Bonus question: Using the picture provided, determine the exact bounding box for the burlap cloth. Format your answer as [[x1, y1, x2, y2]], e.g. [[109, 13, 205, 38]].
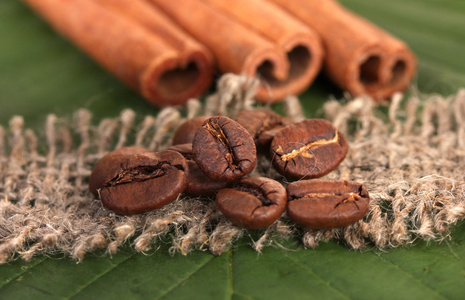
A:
[[1, 74, 464, 263]]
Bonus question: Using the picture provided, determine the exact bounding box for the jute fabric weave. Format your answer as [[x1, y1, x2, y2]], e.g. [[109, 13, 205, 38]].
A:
[[1, 74, 464, 263]]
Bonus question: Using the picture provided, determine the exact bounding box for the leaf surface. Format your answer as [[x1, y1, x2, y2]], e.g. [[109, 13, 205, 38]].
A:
[[1, 0, 465, 299]]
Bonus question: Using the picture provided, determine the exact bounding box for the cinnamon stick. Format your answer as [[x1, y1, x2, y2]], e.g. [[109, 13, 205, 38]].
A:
[[97, 0, 213, 65], [272, 0, 417, 100], [202, 0, 324, 102], [149, 0, 323, 103], [23, 0, 213, 107]]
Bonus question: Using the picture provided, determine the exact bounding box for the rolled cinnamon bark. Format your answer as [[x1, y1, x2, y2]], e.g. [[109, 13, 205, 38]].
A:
[[149, 0, 320, 103], [272, 0, 417, 100], [202, 0, 324, 101], [23, 0, 213, 107], [97, 0, 214, 66]]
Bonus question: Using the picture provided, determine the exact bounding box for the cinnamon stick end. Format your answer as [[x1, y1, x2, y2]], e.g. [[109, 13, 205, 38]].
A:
[[141, 51, 213, 107]]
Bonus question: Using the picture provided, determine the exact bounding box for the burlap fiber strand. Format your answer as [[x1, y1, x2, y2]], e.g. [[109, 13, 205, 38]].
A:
[[1, 74, 465, 263]]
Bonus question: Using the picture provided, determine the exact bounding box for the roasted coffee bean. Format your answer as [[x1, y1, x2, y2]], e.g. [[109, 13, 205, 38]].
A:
[[89, 146, 148, 196], [286, 179, 370, 229], [256, 124, 289, 149], [235, 108, 292, 150], [193, 116, 256, 181], [172, 116, 210, 145], [166, 143, 194, 160], [89, 147, 188, 215], [167, 143, 230, 196], [216, 177, 287, 230], [270, 119, 348, 179]]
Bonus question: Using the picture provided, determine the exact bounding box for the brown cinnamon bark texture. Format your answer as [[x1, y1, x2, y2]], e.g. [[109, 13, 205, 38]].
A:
[[272, 0, 417, 100], [23, 0, 213, 107], [202, 0, 324, 102], [149, 0, 323, 103]]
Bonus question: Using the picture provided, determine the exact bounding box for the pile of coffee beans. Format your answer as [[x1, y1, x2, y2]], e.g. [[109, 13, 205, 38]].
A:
[[89, 109, 370, 230]]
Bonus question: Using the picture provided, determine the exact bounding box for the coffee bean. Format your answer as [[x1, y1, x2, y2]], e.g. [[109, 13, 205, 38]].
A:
[[167, 143, 230, 196], [89, 147, 188, 215], [256, 125, 289, 150], [193, 116, 256, 181], [166, 143, 194, 160], [89, 146, 148, 196], [286, 179, 370, 229], [235, 108, 291, 150], [172, 116, 210, 145], [270, 119, 348, 179], [216, 177, 287, 230]]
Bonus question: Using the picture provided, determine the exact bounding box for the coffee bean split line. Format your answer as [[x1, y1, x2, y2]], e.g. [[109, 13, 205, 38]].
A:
[[205, 120, 238, 165], [106, 161, 185, 187], [234, 184, 271, 206], [106, 167, 165, 187], [290, 191, 362, 200], [334, 193, 362, 210], [89, 112, 370, 232], [193, 116, 256, 182], [205, 121, 230, 147], [276, 130, 340, 162]]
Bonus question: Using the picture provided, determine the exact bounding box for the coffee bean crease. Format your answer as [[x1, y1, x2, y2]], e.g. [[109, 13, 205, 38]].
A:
[[205, 121, 238, 168], [286, 179, 370, 229], [106, 162, 183, 187], [276, 130, 340, 162], [334, 193, 362, 210], [235, 183, 271, 206], [270, 119, 348, 179], [193, 116, 256, 181], [216, 177, 287, 230], [290, 191, 363, 209]]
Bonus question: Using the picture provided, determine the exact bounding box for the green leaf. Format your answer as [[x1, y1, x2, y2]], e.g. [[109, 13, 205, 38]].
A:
[[0, 225, 464, 299], [1, 0, 465, 299]]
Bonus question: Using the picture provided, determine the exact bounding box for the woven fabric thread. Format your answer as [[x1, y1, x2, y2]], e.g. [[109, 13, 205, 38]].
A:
[[1, 75, 464, 263]]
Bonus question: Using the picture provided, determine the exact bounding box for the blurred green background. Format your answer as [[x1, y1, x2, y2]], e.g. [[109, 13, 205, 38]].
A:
[[1, 0, 464, 299]]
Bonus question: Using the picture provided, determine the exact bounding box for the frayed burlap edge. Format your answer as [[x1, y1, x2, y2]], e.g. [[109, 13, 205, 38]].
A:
[[1, 74, 464, 263]]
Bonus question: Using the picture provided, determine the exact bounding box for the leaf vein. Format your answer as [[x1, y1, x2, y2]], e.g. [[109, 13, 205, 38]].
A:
[[232, 291, 254, 300], [0, 256, 48, 290], [283, 253, 351, 300], [374, 253, 448, 300], [66, 253, 137, 299], [157, 255, 216, 300], [228, 249, 234, 300]]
